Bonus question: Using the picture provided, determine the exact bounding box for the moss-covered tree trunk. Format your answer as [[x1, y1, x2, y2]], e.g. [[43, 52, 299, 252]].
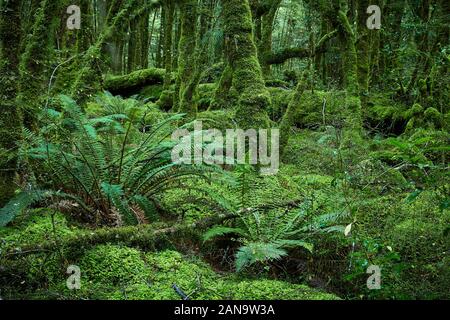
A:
[[210, 64, 234, 110], [337, 1, 362, 132], [175, 0, 198, 114], [222, 0, 271, 129], [0, 0, 23, 207], [162, 0, 175, 90], [279, 75, 307, 156], [68, 0, 140, 100], [155, 5, 164, 68], [356, 0, 370, 101], [259, 0, 282, 78], [17, 0, 63, 129]]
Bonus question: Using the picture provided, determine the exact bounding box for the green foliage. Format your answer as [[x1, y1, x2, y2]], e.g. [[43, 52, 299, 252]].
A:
[[0, 190, 50, 227], [4, 95, 223, 226], [203, 169, 347, 271], [202, 226, 245, 242]]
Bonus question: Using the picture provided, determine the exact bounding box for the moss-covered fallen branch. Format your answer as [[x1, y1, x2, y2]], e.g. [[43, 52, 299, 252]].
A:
[[104, 68, 166, 96], [265, 30, 337, 65], [1, 212, 237, 258]]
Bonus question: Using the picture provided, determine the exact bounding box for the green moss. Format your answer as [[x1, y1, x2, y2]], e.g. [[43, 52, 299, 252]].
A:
[[196, 110, 236, 131], [404, 103, 424, 120], [196, 83, 217, 111], [223, 279, 339, 300], [140, 84, 164, 102], [106, 250, 225, 300], [0, 0, 22, 207], [143, 103, 167, 126], [104, 68, 165, 96], [105, 251, 340, 300], [222, 0, 271, 129], [0, 211, 76, 250], [80, 245, 147, 286], [210, 64, 236, 110], [175, 0, 198, 114], [423, 107, 441, 123], [351, 159, 408, 191], [157, 90, 175, 110], [267, 87, 292, 121]]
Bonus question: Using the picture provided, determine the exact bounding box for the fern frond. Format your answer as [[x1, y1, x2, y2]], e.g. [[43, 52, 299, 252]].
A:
[[203, 226, 245, 242], [236, 242, 288, 272], [0, 190, 51, 227]]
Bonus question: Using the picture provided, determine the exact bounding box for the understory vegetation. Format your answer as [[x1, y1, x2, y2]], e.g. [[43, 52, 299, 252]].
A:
[[0, 0, 448, 300]]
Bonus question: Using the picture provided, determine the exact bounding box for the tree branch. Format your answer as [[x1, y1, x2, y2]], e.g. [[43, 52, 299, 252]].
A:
[[265, 30, 337, 65]]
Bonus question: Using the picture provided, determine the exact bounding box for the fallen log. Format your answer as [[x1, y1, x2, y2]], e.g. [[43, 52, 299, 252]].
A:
[[1, 198, 303, 258], [103, 68, 166, 96], [1, 213, 237, 258]]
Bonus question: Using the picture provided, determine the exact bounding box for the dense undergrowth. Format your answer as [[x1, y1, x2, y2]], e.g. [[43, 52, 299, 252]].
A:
[[0, 87, 448, 300]]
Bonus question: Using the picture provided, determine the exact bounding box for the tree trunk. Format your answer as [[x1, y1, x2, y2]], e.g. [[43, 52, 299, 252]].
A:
[[162, 0, 175, 89], [0, 0, 23, 207], [221, 0, 270, 129], [176, 0, 198, 114]]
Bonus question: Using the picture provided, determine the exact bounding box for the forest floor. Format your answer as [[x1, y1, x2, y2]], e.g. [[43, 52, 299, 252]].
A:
[[0, 80, 448, 300]]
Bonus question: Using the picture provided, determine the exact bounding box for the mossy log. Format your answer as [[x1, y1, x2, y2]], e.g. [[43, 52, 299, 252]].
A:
[[2, 212, 237, 258], [104, 68, 166, 96], [265, 30, 337, 66]]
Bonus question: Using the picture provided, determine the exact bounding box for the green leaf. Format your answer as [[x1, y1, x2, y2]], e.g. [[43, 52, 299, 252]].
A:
[[235, 242, 288, 272], [202, 226, 245, 242], [0, 190, 50, 227]]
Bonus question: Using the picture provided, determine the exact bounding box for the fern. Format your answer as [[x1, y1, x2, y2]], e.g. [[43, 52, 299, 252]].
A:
[[0, 190, 51, 227], [6, 94, 228, 227], [202, 226, 245, 242], [236, 242, 288, 272], [204, 197, 343, 271]]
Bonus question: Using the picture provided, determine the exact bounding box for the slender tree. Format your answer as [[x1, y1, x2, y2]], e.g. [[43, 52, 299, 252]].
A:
[[0, 0, 23, 206]]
